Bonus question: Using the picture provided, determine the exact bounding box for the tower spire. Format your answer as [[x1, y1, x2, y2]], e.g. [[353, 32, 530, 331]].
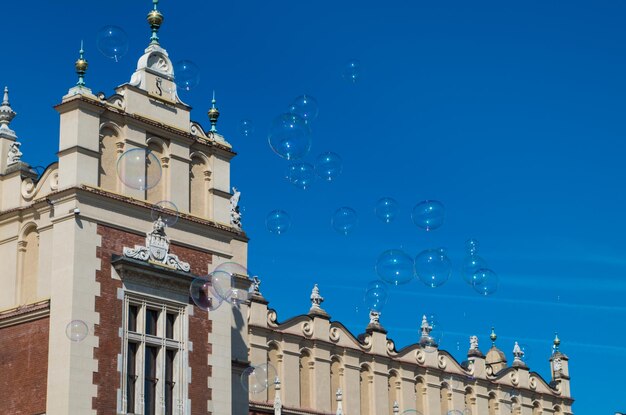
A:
[[208, 91, 220, 132], [0, 87, 16, 136], [147, 0, 164, 45], [75, 41, 88, 87], [553, 332, 561, 353]]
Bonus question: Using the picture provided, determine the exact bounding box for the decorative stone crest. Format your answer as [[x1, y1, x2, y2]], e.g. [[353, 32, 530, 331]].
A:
[[230, 186, 242, 230], [468, 334, 485, 358], [123, 216, 190, 272]]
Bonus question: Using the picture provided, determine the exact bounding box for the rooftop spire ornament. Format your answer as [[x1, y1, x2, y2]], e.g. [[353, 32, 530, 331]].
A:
[[553, 332, 561, 353], [75, 41, 88, 87], [490, 327, 497, 347], [208, 91, 220, 132], [0, 87, 17, 138], [147, 0, 164, 45]]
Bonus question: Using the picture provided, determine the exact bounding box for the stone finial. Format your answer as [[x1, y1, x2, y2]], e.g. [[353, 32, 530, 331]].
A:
[[366, 309, 386, 333], [335, 388, 343, 415], [147, 0, 164, 45], [75, 41, 88, 87], [470, 335, 479, 350], [393, 401, 399, 415], [310, 284, 324, 310], [208, 91, 220, 132], [490, 327, 497, 346], [252, 276, 261, 294], [553, 332, 561, 354], [0, 86, 17, 140], [420, 315, 433, 339], [369, 310, 380, 325], [512, 341, 527, 368]]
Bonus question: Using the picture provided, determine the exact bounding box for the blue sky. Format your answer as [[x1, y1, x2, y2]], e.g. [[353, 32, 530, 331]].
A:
[[3, 0, 626, 412]]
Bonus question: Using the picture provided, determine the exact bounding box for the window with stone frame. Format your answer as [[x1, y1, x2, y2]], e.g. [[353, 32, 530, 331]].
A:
[[122, 294, 187, 415]]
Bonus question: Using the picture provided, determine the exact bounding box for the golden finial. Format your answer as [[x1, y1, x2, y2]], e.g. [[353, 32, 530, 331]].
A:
[[208, 91, 220, 132], [75, 41, 88, 87], [490, 327, 497, 346], [553, 332, 561, 352], [147, 0, 164, 45]]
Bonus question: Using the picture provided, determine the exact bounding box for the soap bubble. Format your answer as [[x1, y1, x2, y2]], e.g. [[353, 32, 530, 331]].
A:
[[66, 320, 89, 342], [239, 119, 254, 137], [461, 239, 488, 286], [472, 269, 498, 296], [364, 282, 388, 312], [415, 248, 452, 288], [173, 60, 200, 91], [289, 94, 319, 124], [268, 113, 311, 160], [241, 362, 277, 394], [209, 270, 234, 302], [342, 59, 361, 83], [230, 284, 255, 306], [285, 162, 315, 190], [190, 277, 223, 311], [331, 207, 358, 235], [214, 262, 248, 277], [411, 200, 445, 231], [150, 200, 179, 227], [266, 210, 291, 235], [96, 25, 129, 62], [315, 152, 342, 182], [117, 148, 161, 191], [375, 197, 399, 224], [375, 249, 414, 285]]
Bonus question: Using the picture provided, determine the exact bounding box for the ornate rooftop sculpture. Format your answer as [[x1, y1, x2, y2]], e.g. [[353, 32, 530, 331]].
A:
[[230, 187, 242, 230], [123, 216, 191, 272], [512, 341, 527, 368], [308, 283, 329, 317], [0, 87, 17, 141]]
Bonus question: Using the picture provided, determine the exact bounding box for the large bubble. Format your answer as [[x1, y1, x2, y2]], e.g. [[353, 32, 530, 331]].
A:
[[66, 320, 89, 342], [117, 148, 161, 191], [472, 268, 498, 296], [150, 200, 179, 227], [285, 162, 315, 190], [189, 277, 223, 311], [415, 248, 452, 288], [342, 59, 361, 83], [96, 25, 129, 62], [289, 94, 319, 124], [241, 362, 277, 394], [375, 197, 399, 224], [411, 200, 445, 231], [266, 210, 291, 235], [461, 239, 488, 286], [331, 207, 358, 235], [214, 262, 248, 277], [268, 113, 311, 160], [209, 270, 234, 302], [173, 60, 200, 91], [375, 249, 414, 285], [364, 281, 388, 312], [315, 152, 342, 182]]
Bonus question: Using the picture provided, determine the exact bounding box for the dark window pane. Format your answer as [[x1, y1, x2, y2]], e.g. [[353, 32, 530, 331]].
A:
[[165, 350, 176, 415], [126, 342, 137, 412], [144, 346, 158, 415], [145, 309, 159, 336], [166, 313, 175, 339], [128, 305, 138, 332]]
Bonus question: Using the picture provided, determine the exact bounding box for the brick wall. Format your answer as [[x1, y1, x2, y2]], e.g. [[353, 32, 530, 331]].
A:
[[0, 316, 49, 415], [92, 224, 213, 414]]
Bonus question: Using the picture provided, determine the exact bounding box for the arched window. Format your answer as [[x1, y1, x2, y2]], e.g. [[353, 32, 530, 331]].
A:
[[146, 138, 168, 203], [330, 357, 343, 413], [388, 370, 400, 413], [360, 364, 372, 415], [299, 350, 312, 409], [488, 392, 497, 415], [415, 376, 426, 413], [553, 405, 563, 415], [511, 397, 521, 415], [440, 382, 451, 415], [189, 153, 210, 218], [464, 387, 475, 414], [98, 126, 119, 190], [17, 224, 39, 304], [267, 342, 282, 401], [532, 401, 542, 415]]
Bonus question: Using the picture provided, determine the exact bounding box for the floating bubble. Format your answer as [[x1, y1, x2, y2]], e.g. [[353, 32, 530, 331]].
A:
[[214, 262, 248, 277], [331, 207, 358, 235], [375, 197, 399, 224], [289, 94, 319, 124], [190, 277, 223, 311], [173, 60, 200, 91], [209, 270, 234, 302], [117, 148, 161, 191], [342, 59, 361, 83], [315, 152, 342, 182], [461, 239, 488, 286], [364, 283, 388, 312], [266, 210, 291, 235], [472, 269, 498, 296], [241, 363, 277, 394], [96, 25, 129, 62], [366, 280, 387, 291], [268, 113, 311, 160], [150, 200, 179, 227], [411, 200, 445, 231], [239, 119, 254, 137], [66, 320, 89, 342], [375, 249, 414, 285], [415, 248, 452, 288], [285, 162, 315, 190]]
